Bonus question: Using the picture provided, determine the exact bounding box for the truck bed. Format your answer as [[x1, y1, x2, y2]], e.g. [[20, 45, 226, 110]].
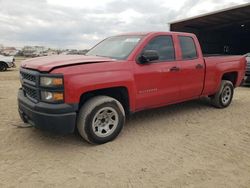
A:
[[202, 55, 246, 96]]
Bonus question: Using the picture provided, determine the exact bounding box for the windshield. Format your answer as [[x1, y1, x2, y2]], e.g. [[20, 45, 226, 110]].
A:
[[86, 35, 143, 60]]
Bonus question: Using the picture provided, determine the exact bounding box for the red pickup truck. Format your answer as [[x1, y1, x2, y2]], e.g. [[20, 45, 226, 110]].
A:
[[18, 32, 246, 144]]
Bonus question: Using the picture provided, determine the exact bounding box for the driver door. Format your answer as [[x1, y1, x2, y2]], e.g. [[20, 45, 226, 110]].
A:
[[133, 35, 180, 110]]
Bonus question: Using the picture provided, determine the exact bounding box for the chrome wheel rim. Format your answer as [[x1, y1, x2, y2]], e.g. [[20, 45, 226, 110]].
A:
[[221, 86, 232, 105], [92, 107, 119, 138]]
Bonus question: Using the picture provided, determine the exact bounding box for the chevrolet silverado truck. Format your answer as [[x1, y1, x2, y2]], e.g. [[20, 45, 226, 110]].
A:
[[0, 55, 16, 71], [18, 32, 246, 144]]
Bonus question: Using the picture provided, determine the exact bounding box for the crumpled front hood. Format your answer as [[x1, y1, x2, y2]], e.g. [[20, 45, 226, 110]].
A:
[[21, 55, 115, 72]]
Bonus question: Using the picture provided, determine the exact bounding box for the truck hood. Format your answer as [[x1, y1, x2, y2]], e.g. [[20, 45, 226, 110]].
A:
[[21, 55, 115, 72]]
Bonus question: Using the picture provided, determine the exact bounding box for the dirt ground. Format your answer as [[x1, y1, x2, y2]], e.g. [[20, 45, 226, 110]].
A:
[[0, 59, 250, 188]]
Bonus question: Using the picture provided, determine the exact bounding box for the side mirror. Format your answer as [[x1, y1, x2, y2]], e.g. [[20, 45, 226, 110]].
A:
[[139, 50, 159, 64]]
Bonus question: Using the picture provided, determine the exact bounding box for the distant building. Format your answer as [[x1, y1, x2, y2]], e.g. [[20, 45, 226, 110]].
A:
[[60, 49, 88, 55], [1, 47, 19, 56], [46, 49, 59, 56], [22, 46, 47, 57], [0, 44, 89, 57], [78, 49, 89, 55], [169, 3, 250, 55]]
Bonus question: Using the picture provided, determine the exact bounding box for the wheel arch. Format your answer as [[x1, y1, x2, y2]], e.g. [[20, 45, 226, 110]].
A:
[[0, 61, 8, 67], [221, 71, 238, 87], [79, 86, 130, 115]]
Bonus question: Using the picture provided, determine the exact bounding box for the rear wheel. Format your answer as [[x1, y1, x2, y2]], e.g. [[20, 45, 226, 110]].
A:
[[210, 80, 234, 108], [77, 96, 125, 144]]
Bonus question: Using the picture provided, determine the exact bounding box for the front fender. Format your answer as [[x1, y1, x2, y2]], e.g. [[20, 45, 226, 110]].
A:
[[64, 70, 136, 112]]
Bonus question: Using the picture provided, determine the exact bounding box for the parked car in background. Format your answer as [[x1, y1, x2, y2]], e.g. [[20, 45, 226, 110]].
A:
[[0, 55, 15, 71], [18, 32, 246, 144], [244, 53, 250, 83]]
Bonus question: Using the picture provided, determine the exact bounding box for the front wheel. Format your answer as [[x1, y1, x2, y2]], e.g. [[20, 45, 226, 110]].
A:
[[210, 80, 234, 108], [77, 96, 125, 144], [0, 63, 7, 72]]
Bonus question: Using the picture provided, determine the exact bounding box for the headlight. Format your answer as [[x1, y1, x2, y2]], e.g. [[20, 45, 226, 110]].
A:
[[40, 76, 63, 87], [41, 91, 64, 103]]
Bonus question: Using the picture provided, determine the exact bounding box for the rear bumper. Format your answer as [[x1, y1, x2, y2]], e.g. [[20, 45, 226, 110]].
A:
[[18, 89, 78, 134], [245, 70, 250, 76], [244, 75, 250, 83]]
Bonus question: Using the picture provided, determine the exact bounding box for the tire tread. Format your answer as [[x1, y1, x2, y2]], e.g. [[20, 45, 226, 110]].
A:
[[211, 80, 234, 108], [77, 95, 125, 144]]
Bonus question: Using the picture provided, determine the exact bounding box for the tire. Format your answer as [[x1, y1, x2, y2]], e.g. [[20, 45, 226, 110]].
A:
[[0, 63, 4, 72], [210, 80, 234, 108], [0, 62, 7, 72], [3, 65, 7, 71], [77, 96, 125, 144]]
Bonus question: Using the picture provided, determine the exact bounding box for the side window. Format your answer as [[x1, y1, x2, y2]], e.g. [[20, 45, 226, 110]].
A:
[[143, 36, 175, 61], [179, 36, 198, 60]]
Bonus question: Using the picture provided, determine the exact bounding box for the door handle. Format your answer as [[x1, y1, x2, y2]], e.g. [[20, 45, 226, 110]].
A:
[[196, 64, 204, 69], [170, 66, 180, 72]]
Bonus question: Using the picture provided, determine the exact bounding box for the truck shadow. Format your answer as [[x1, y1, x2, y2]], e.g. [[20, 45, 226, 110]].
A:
[[22, 97, 213, 147], [0, 69, 17, 72], [126, 97, 213, 127], [27, 128, 92, 147]]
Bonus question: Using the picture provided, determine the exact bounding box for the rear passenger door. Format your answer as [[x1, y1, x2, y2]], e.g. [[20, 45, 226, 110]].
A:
[[178, 36, 205, 99]]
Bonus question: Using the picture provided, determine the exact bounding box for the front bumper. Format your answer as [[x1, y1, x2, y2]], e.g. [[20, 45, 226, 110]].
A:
[[7, 61, 16, 68], [11, 62, 16, 68], [18, 89, 78, 134]]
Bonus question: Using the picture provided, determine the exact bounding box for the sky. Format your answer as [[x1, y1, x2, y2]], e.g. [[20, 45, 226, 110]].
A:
[[0, 0, 249, 49]]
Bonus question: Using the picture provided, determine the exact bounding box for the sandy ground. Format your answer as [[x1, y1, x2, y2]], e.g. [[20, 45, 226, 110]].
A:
[[0, 59, 250, 188]]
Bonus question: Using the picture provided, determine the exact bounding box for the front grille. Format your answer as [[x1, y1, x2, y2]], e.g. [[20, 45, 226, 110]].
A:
[[20, 68, 39, 102], [21, 72, 36, 83], [20, 68, 38, 86], [23, 85, 39, 101]]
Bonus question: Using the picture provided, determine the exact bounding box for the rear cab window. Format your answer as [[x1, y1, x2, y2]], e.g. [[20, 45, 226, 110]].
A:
[[143, 35, 175, 62], [179, 36, 198, 60]]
